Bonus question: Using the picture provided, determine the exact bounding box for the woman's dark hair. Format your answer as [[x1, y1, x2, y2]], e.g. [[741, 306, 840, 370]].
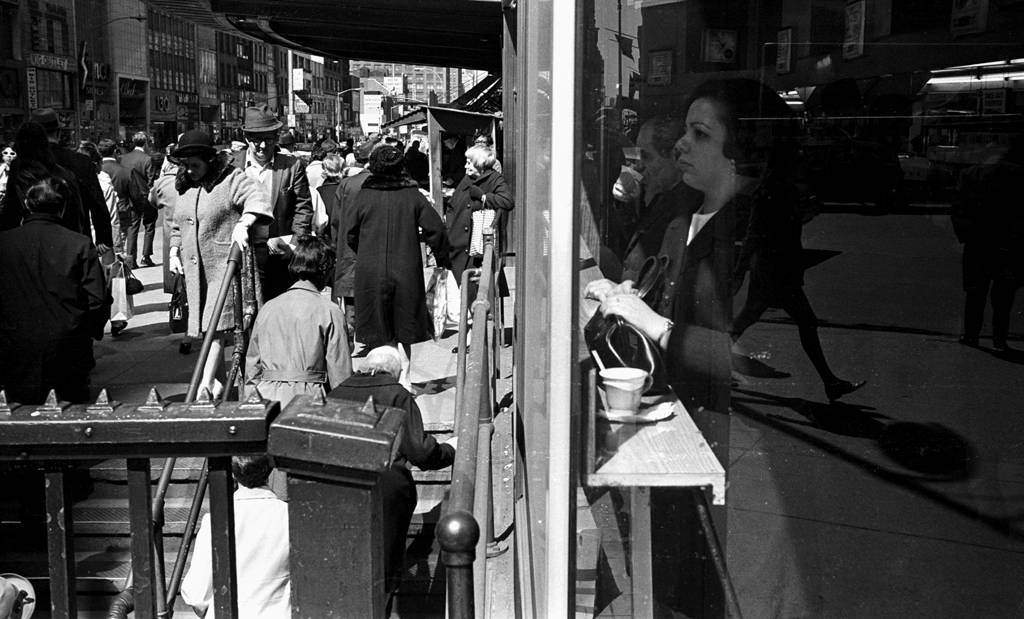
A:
[[231, 454, 273, 488], [174, 150, 229, 193], [288, 235, 335, 289], [77, 141, 102, 172], [24, 177, 71, 214], [8, 123, 75, 214], [684, 79, 799, 177], [13, 122, 56, 168]]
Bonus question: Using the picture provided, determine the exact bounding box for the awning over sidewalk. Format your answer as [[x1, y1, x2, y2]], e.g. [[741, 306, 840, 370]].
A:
[[211, 0, 504, 71]]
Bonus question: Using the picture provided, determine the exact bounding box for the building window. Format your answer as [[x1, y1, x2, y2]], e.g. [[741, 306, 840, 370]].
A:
[[0, 5, 14, 60]]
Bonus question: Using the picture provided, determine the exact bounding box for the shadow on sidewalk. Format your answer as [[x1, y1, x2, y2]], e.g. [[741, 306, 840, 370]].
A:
[[730, 389, 1024, 539]]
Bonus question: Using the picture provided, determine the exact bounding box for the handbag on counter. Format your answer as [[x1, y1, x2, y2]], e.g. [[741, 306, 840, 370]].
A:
[[168, 273, 189, 334], [584, 254, 670, 393]]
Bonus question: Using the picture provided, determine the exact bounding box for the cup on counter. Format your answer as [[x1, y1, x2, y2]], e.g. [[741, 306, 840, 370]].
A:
[[599, 367, 653, 413]]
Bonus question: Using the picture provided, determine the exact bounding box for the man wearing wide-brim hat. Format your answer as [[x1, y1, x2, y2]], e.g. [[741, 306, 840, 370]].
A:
[[231, 105, 312, 300]]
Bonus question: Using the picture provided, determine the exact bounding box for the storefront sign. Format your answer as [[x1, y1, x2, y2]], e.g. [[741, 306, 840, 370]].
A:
[[154, 94, 172, 113], [26, 67, 38, 109], [981, 88, 1006, 114], [176, 92, 198, 105], [119, 78, 146, 98], [29, 53, 72, 72], [843, 1, 865, 59], [951, 0, 989, 36]]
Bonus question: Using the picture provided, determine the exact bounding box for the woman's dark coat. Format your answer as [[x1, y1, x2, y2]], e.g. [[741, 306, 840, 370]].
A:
[[656, 203, 735, 449], [445, 169, 513, 283], [345, 174, 450, 347]]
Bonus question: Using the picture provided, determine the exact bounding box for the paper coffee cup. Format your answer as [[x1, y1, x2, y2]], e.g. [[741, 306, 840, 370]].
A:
[[599, 367, 653, 413]]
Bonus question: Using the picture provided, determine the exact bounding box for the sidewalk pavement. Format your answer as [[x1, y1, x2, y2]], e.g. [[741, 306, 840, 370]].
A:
[[89, 227, 473, 431], [595, 208, 1024, 618]]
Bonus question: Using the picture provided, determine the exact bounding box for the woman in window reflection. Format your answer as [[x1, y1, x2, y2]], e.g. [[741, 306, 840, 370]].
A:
[[595, 79, 836, 614]]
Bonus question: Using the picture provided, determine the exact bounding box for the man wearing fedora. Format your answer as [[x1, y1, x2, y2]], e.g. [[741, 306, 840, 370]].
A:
[[30, 108, 113, 253], [233, 105, 313, 300]]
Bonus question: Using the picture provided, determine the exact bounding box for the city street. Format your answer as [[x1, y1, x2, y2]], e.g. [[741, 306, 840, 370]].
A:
[[724, 205, 1024, 617]]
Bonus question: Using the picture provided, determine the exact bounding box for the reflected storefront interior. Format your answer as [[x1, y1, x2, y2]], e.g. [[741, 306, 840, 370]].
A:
[[508, 0, 1024, 616]]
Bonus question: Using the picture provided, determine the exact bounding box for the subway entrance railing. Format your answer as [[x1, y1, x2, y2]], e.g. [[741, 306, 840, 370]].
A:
[[0, 234, 509, 618]]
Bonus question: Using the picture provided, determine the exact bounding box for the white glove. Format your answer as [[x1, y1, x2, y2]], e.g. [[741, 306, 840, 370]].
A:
[[169, 254, 184, 275], [232, 223, 251, 250]]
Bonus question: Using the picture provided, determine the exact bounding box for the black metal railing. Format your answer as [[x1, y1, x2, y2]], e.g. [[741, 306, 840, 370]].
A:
[[110, 242, 262, 619], [437, 231, 503, 619]]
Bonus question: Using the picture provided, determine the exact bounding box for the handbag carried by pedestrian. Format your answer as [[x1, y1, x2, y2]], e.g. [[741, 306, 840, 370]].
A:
[[169, 272, 189, 334]]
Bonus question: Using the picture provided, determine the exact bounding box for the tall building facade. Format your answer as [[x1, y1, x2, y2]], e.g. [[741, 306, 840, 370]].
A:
[[0, 0, 347, 147], [147, 4, 196, 148]]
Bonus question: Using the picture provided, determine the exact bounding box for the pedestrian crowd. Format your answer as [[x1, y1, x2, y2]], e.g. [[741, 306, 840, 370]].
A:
[[0, 103, 508, 616]]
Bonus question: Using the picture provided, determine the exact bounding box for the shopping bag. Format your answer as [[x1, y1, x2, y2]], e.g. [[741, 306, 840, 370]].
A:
[[108, 259, 135, 322], [426, 267, 448, 341], [469, 209, 496, 257], [168, 273, 189, 334], [445, 268, 463, 327]]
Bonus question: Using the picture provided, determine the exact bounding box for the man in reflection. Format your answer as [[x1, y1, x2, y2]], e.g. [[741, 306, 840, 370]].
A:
[[615, 115, 702, 281], [952, 134, 1024, 352]]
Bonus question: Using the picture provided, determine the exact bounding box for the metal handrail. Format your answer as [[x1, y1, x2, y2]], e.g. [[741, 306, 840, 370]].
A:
[[438, 233, 499, 618], [111, 242, 256, 619]]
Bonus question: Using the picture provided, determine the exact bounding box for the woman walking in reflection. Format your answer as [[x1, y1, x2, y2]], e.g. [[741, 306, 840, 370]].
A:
[[728, 114, 865, 402]]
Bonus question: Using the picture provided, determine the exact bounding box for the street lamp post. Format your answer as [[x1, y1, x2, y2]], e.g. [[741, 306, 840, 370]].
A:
[[332, 87, 362, 138]]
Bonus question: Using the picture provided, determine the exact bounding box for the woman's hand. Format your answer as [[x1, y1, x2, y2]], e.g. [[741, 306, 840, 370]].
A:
[[600, 292, 668, 343], [584, 279, 638, 303], [169, 254, 184, 275], [231, 222, 250, 250]]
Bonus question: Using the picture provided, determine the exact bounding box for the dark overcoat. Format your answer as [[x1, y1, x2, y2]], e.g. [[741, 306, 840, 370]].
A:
[[0, 213, 109, 403], [330, 169, 369, 297], [327, 373, 455, 470], [169, 154, 273, 337], [445, 169, 513, 282], [345, 174, 450, 347], [231, 149, 313, 299], [53, 144, 114, 247]]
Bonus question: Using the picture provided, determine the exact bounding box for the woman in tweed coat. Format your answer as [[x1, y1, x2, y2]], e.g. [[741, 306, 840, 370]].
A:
[[168, 131, 273, 399]]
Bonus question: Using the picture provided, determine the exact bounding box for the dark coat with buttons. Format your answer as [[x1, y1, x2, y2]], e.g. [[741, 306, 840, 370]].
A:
[[444, 169, 513, 283]]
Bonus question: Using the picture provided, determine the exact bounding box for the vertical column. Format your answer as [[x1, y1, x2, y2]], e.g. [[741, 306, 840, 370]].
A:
[[127, 458, 156, 619], [44, 468, 76, 618], [288, 476, 386, 617], [207, 455, 238, 618]]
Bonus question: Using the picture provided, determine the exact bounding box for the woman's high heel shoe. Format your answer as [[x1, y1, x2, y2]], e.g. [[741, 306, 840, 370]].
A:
[[825, 379, 866, 402]]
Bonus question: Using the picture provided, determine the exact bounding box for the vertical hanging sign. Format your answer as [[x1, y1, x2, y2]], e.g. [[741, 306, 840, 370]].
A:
[[26, 67, 38, 109], [843, 1, 865, 59]]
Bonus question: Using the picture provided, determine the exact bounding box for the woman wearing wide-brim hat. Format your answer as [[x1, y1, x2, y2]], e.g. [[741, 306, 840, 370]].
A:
[[167, 130, 274, 398]]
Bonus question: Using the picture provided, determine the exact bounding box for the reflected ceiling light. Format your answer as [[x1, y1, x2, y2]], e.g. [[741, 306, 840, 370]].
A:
[[927, 72, 1024, 85]]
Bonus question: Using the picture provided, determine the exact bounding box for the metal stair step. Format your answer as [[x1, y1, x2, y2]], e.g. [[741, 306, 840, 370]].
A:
[[88, 457, 206, 482], [73, 497, 202, 536]]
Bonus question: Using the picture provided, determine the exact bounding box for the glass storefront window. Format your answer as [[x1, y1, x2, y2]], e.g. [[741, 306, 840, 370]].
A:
[[566, 1, 1024, 617]]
